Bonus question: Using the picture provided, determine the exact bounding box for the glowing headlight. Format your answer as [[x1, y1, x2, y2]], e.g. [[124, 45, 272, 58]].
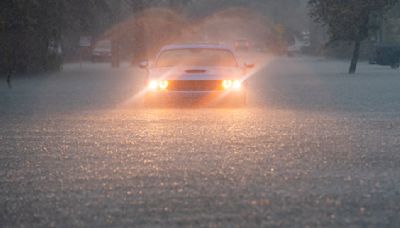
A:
[[148, 80, 169, 90], [148, 80, 159, 90], [232, 80, 242, 89], [159, 80, 169, 90], [222, 80, 233, 89], [222, 80, 241, 90]]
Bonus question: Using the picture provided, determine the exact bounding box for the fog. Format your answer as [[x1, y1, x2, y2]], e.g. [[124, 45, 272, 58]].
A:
[[2, 1, 400, 227], [79, 0, 312, 63]]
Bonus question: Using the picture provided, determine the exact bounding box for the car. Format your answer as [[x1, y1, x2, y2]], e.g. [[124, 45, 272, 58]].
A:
[[370, 45, 400, 69], [140, 44, 254, 106], [91, 40, 112, 62]]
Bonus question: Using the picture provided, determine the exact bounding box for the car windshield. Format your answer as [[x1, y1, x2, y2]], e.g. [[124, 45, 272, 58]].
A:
[[156, 48, 238, 67]]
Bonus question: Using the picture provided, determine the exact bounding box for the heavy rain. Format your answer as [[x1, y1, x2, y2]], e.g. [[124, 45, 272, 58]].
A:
[[1, 0, 400, 227]]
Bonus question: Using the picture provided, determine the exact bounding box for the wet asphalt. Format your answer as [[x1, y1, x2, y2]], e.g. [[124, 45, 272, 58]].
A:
[[1, 56, 400, 227]]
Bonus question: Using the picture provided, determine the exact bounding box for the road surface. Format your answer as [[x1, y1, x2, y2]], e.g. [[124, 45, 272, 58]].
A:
[[1, 55, 400, 227]]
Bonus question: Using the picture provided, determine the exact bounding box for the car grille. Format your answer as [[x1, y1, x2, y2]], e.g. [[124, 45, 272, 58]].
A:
[[168, 80, 222, 91]]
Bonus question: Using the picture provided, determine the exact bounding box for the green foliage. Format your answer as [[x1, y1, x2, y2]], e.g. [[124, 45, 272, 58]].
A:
[[0, 0, 111, 75], [308, 0, 399, 73], [308, 0, 398, 43]]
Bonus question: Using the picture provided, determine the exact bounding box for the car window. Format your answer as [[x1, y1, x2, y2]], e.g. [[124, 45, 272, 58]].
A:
[[156, 48, 238, 67]]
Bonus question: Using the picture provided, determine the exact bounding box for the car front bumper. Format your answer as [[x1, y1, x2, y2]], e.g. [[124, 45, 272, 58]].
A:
[[145, 90, 247, 104]]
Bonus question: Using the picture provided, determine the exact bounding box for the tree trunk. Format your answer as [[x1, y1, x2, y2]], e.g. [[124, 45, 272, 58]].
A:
[[349, 40, 361, 74], [6, 70, 12, 89]]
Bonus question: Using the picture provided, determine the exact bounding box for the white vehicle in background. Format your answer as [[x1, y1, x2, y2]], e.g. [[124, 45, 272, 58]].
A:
[[91, 40, 112, 62], [140, 44, 254, 106], [287, 35, 310, 57]]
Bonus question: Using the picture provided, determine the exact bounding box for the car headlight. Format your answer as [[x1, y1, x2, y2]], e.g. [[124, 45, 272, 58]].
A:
[[148, 80, 159, 90], [232, 80, 242, 89], [159, 80, 169, 90], [148, 80, 169, 90], [222, 80, 241, 90]]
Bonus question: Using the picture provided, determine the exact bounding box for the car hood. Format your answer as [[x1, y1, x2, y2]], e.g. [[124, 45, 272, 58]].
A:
[[148, 67, 244, 80]]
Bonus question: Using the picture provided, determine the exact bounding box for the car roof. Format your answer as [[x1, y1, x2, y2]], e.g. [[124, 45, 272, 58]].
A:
[[160, 43, 234, 52]]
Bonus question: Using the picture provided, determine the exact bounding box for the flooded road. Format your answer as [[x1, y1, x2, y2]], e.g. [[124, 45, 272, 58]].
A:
[[1, 56, 400, 227]]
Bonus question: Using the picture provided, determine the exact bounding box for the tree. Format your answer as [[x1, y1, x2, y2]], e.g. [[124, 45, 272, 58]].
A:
[[308, 0, 398, 74], [0, 0, 111, 86]]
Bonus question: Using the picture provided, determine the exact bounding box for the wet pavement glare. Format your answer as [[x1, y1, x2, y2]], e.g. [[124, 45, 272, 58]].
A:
[[1, 56, 400, 227]]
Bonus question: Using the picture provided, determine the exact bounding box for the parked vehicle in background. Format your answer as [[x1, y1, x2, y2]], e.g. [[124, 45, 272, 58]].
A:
[[91, 40, 112, 63], [370, 45, 400, 69], [287, 36, 310, 57], [141, 44, 254, 106]]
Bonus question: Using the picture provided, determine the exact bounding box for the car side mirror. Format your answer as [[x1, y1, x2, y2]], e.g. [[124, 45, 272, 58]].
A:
[[139, 61, 149, 69], [244, 63, 255, 69]]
